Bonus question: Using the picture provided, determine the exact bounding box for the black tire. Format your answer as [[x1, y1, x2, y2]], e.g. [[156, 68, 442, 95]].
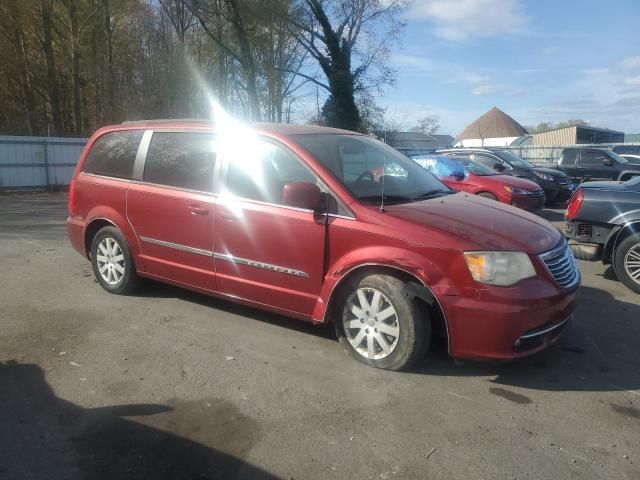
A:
[[90, 226, 140, 295], [613, 233, 640, 294], [477, 192, 497, 201], [335, 272, 430, 371]]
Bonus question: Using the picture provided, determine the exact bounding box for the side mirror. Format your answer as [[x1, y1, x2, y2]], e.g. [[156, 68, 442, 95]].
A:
[[493, 163, 506, 173], [602, 158, 614, 167], [451, 171, 466, 181], [282, 182, 323, 211]]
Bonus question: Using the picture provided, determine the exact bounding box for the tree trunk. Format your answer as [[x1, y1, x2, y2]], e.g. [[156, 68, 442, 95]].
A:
[[103, 0, 115, 123], [14, 27, 38, 135], [40, 0, 63, 135], [67, 0, 83, 134]]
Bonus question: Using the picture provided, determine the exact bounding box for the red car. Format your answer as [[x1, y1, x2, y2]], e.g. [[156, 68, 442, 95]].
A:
[[67, 121, 579, 370], [413, 155, 545, 210]]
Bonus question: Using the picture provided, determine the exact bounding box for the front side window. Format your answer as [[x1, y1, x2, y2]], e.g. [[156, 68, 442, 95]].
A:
[[294, 134, 450, 204], [143, 132, 218, 191], [224, 139, 317, 206], [83, 130, 143, 179], [580, 150, 607, 166]]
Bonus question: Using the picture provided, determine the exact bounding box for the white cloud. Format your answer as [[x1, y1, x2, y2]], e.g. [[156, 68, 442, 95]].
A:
[[392, 54, 435, 72], [622, 56, 640, 70], [411, 0, 528, 40], [624, 75, 640, 86], [472, 84, 523, 96]]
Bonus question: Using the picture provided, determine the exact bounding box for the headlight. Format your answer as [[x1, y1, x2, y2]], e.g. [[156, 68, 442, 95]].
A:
[[504, 186, 531, 195], [464, 251, 536, 286], [533, 171, 553, 181]]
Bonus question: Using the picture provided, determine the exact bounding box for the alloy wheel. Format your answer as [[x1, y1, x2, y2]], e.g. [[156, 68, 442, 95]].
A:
[[624, 242, 640, 285], [342, 287, 400, 360], [96, 237, 126, 285]]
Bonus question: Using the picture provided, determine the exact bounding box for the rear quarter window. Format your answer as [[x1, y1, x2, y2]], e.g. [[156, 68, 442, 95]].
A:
[[83, 130, 143, 179]]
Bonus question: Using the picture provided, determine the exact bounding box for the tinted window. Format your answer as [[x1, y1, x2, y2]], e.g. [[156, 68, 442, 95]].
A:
[[225, 139, 317, 206], [473, 153, 502, 169], [83, 130, 143, 179], [580, 150, 607, 166], [143, 132, 217, 191], [491, 150, 535, 169], [562, 150, 577, 165]]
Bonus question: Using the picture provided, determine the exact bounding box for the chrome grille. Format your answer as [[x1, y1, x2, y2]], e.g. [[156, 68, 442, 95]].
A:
[[540, 243, 580, 289]]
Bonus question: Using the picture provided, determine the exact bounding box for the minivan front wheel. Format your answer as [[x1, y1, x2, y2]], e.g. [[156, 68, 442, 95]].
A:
[[91, 226, 140, 295], [336, 273, 429, 370]]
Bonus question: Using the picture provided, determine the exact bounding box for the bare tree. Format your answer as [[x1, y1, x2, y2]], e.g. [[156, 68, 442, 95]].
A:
[[410, 116, 439, 135], [286, 0, 406, 131]]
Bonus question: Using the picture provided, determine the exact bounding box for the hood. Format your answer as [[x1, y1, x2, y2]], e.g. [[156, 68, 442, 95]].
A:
[[479, 174, 541, 191], [580, 181, 625, 190], [382, 193, 561, 254], [534, 167, 568, 178]]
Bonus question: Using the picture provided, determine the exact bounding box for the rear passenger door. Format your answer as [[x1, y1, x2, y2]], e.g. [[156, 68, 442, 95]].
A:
[[559, 150, 580, 180], [127, 131, 218, 291]]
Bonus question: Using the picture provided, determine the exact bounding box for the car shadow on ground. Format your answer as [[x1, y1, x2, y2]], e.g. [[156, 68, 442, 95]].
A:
[[537, 208, 566, 223], [410, 286, 640, 397], [132, 280, 640, 396], [0, 361, 279, 480], [131, 280, 339, 342]]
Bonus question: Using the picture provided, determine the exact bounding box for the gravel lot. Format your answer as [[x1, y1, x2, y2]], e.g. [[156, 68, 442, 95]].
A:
[[1, 192, 639, 480]]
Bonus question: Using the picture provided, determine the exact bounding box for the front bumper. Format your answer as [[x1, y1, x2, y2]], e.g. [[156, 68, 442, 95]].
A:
[[539, 179, 573, 202], [511, 191, 546, 211], [441, 278, 579, 360]]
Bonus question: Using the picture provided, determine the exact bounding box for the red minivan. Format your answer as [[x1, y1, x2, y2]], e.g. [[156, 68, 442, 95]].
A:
[[67, 121, 580, 370]]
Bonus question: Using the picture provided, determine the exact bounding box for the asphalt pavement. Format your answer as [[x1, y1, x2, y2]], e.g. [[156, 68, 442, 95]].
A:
[[1, 193, 638, 480]]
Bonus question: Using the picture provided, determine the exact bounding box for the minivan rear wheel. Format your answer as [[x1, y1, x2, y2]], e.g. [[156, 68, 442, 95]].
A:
[[336, 273, 429, 370], [91, 226, 140, 295]]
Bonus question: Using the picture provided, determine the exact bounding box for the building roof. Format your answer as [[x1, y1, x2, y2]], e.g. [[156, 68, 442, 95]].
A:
[[457, 107, 528, 140]]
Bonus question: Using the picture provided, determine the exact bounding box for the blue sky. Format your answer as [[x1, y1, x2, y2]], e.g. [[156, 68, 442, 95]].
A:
[[383, 0, 640, 135]]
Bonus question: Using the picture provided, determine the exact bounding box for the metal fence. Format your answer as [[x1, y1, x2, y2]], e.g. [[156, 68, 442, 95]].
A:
[[0, 135, 87, 189], [501, 143, 640, 168]]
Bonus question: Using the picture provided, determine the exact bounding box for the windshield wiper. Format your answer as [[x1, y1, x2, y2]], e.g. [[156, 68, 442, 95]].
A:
[[412, 189, 455, 200]]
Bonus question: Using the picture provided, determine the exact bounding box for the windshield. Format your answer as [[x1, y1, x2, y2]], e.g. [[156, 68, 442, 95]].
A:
[[412, 155, 496, 177], [454, 157, 497, 176], [492, 150, 535, 169], [293, 134, 451, 204], [614, 145, 640, 155], [609, 151, 628, 164]]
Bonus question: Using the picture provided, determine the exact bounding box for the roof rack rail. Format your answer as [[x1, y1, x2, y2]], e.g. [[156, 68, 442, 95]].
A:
[[120, 118, 210, 125]]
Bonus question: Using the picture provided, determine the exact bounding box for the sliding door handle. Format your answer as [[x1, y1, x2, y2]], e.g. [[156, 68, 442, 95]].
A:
[[188, 204, 209, 216]]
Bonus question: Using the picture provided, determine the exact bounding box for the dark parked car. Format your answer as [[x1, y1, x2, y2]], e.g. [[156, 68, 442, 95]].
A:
[[437, 148, 573, 204], [558, 148, 640, 183], [67, 121, 579, 370], [565, 177, 640, 293]]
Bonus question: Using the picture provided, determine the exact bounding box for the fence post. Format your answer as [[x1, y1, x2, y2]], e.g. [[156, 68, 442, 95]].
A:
[[43, 139, 51, 190]]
